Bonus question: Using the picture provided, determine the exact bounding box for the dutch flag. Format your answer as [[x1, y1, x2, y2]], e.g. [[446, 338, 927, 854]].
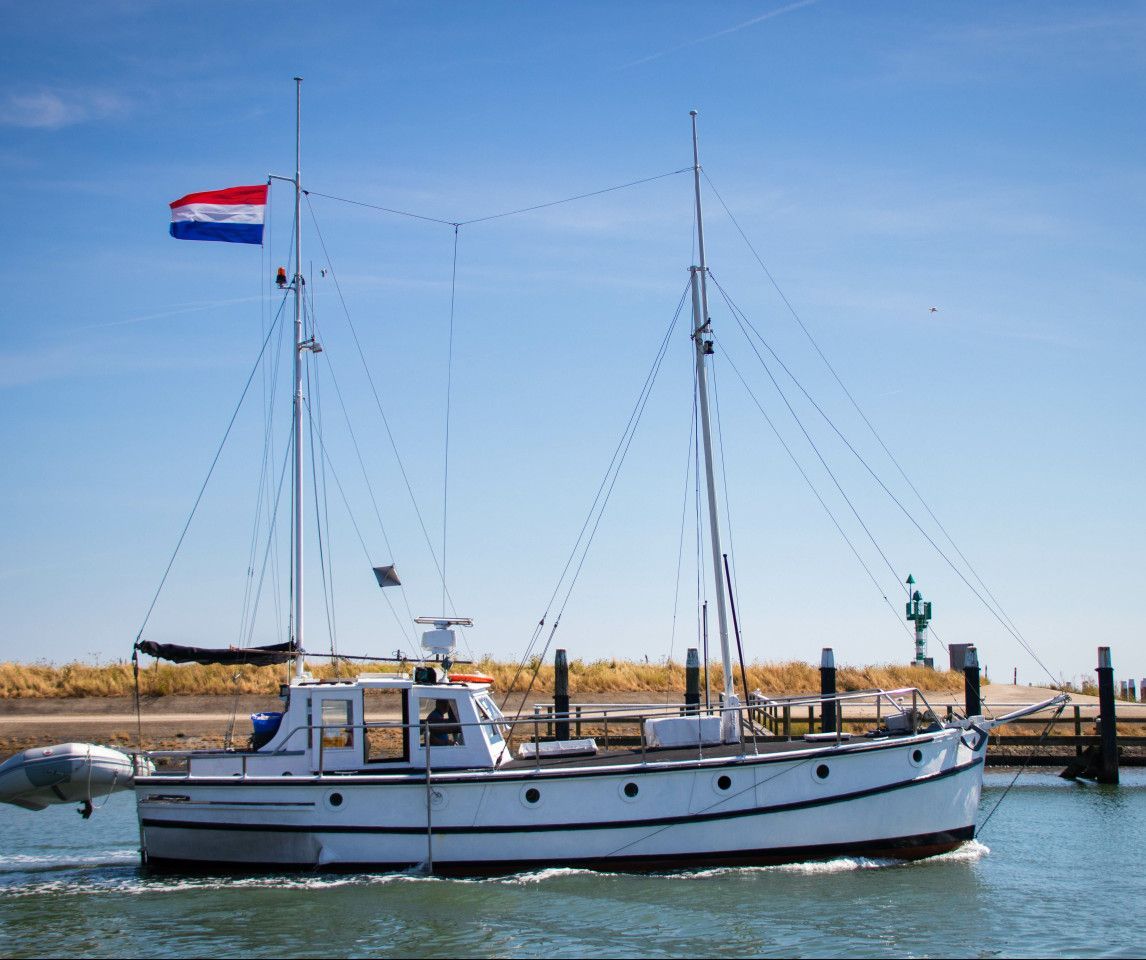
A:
[[169, 184, 268, 245]]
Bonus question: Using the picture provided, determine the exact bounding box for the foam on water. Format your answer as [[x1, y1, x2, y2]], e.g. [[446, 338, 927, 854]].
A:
[[0, 840, 992, 899], [494, 866, 601, 885], [647, 839, 990, 880], [0, 850, 138, 872]]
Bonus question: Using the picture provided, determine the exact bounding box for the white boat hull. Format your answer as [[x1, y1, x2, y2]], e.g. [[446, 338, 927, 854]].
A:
[[135, 726, 985, 873]]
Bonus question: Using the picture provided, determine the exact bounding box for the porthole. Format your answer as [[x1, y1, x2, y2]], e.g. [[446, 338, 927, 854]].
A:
[[325, 791, 344, 810], [520, 786, 542, 807], [623, 782, 639, 799], [814, 763, 830, 781], [909, 747, 925, 767], [429, 787, 448, 810], [716, 774, 732, 792]]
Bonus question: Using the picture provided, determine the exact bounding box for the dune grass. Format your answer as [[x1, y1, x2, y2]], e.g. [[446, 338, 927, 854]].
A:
[[0, 657, 964, 699]]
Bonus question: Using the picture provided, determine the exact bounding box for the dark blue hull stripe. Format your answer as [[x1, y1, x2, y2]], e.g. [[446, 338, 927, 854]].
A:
[[143, 825, 977, 876]]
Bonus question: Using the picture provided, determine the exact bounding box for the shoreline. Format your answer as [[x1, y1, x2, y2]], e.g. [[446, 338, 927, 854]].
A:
[[3, 684, 1139, 760]]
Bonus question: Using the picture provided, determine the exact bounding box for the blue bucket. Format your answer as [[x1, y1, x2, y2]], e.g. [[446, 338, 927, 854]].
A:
[[250, 711, 283, 748]]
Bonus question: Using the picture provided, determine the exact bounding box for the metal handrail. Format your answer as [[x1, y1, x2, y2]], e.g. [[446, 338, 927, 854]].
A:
[[144, 684, 949, 773]]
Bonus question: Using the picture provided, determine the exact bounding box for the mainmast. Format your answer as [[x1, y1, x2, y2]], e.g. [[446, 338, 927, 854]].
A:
[[291, 77, 305, 678], [689, 110, 737, 713]]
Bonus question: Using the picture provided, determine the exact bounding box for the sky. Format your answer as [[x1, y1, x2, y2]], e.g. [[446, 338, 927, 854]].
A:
[[2, 1, 1144, 688]]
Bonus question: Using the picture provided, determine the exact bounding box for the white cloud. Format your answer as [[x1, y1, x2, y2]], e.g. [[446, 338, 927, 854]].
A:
[[0, 88, 130, 129]]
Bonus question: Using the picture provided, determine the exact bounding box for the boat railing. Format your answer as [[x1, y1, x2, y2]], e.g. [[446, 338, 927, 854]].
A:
[[144, 685, 948, 777], [532, 685, 948, 742]]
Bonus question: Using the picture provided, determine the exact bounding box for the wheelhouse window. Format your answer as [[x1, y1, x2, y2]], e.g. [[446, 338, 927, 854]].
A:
[[475, 694, 506, 744], [320, 699, 354, 749], [363, 688, 407, 762], [420, 697, 465, 748]]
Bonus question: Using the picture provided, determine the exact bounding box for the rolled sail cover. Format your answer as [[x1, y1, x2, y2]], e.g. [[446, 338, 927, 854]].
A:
[[135, 640, 297, 667]]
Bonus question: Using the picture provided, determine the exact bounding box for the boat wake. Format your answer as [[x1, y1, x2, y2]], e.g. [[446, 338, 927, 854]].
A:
[[653, 840, 990, 879], [0, 849, 140, 884], [0, 842, 991, 898]]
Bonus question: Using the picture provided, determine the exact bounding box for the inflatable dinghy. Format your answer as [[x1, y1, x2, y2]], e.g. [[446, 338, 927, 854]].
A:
[[0, 743, 142, 814]]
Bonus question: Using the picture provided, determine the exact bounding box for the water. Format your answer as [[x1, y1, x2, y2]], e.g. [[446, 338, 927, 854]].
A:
[[2, 772, 1143, 958]]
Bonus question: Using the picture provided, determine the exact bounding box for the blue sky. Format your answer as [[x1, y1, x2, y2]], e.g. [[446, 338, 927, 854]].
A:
[[2, 1, 1143, 688]]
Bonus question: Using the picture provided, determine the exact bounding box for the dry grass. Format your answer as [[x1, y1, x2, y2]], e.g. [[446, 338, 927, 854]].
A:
[[0, 658, 963, 699]]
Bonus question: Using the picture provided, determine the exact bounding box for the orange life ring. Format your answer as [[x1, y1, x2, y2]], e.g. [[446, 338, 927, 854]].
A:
[[448, 673, 494, 685]]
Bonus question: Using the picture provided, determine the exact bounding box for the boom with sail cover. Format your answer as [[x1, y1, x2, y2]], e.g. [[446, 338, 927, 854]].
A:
[[134, 640, 297, 667]]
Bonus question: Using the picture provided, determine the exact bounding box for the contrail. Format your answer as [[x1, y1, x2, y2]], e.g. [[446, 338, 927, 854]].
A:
[[620, 0, 820, 69], [78, 295, 265, 330]]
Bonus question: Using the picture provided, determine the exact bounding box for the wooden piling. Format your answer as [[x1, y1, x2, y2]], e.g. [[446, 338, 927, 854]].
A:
[[554, 648, 570, 742], [820, 647, 837, 734], [1096, 646, 1119, 784], [685, 648, 700, 715], [964, 646, 981, 717]]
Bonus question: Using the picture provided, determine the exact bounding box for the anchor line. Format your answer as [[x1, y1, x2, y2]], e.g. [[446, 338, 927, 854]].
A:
[[975, 700, 1067, 838]]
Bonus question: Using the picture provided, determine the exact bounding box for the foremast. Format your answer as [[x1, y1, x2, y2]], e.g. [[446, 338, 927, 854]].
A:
[[290, 77, 308, 679], [688, 111, 738, 728]]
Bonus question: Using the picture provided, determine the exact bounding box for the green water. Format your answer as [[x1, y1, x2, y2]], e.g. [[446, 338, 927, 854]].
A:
[[2, 771, 1143, 958]]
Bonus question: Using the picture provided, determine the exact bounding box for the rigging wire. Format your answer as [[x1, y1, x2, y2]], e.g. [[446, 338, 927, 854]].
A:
[[499, 284, 690, 709], [709, 275, 1064, 674], [304, 325, 339, 663], [264, 182, 285, 646], [301, 192, 455, 226], [304, 167, 691, 230], [133, 294, 290, 644], [702, 171, 1045, 673], [708, 348, 745, 641], [224, 431, 296, 748], [718, 347, 916, 643], [309, 327, 417, 628], [694, 357, 707, 673], [238, 254, 289, 649], [667, 385, 698, 669], [442, 224, 459, 616], [239, 435, 295, 652], [305, 196, 458, 612], [303, 396, 414, 645], [455, 168, 692, 226], [549, 283, 690, 621], [711, 281, 908, 609]]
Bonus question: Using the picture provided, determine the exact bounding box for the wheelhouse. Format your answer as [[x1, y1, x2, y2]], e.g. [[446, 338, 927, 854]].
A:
[[182, 675, 510, 779]]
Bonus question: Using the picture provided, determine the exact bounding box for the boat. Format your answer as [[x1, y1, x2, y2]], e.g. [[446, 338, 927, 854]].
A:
[[0, 743, 141, 815], [7, 82, 1066, 873]]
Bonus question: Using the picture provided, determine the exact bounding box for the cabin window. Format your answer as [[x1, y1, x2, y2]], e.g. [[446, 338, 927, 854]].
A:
[[363, 689, 408, 762], [474, 695, 505, 744], [420, 697, 465, 748], [320, 699, 354, 749]]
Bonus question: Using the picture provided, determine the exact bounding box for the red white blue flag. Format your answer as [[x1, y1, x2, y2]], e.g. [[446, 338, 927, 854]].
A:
[[169, 185, 267, 244]]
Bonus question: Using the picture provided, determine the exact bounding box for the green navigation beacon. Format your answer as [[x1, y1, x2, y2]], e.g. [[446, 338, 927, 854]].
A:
[[905, 574, 933, 667]]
